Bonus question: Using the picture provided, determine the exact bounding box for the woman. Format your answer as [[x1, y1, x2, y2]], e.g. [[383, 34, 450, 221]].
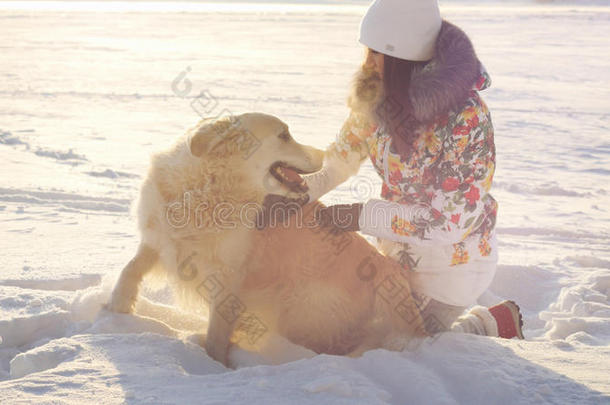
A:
[[309, 0, 524, 339]]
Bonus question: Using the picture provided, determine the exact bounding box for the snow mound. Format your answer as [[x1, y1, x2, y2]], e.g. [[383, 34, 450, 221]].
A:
[[2, 333, 606, 405], [86, 312, 179, 337], [566, 256, 610, 270], [69, 276, 116, 323], [10, 338, 82, 379], [0, 311, 72, 349], [2, 275, 604, 402], [541, 270, 610, 341], [487, 264, 561, 312], [2, 334, 226, 404]]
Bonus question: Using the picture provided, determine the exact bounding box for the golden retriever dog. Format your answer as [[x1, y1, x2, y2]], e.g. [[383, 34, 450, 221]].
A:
[[108, 113, 425, 366]]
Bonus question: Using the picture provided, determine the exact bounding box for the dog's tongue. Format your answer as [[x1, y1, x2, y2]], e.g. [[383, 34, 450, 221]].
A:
[[283, 167, 302, 184], [282, 166, 309, 193]]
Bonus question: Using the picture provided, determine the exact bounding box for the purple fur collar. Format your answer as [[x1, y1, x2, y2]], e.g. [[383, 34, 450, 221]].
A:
[[409, 20, 483, 123]]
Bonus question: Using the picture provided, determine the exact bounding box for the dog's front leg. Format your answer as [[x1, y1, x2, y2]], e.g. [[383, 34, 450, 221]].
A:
[[204, 300, 237, 366], [203, 230, 252, 366], [204, 275, 249, 367]]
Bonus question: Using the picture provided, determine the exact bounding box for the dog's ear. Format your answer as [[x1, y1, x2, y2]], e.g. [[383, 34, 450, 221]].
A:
[[188, 117, 238, 157]]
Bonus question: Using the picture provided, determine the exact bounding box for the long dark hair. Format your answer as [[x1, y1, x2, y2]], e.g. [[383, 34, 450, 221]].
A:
[[376, 54, 427, 158]]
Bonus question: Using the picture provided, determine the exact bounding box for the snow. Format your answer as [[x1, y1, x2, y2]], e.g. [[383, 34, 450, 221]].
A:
[[1, 0, 609, 403]]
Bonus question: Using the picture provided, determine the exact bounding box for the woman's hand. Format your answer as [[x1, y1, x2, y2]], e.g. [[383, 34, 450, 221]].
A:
[[316, 203, 363, 233], [256, 193, 309, 230]]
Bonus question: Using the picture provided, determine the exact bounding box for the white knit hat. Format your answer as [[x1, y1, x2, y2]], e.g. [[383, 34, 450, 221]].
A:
[[359, 0, 442, 61]]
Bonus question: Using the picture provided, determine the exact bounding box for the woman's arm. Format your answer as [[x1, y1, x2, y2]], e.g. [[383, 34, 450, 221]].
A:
[[303, 110, 375, 201]]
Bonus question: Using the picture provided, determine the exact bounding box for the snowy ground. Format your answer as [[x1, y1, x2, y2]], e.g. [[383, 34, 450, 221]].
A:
[[1, 1, 609, 404]]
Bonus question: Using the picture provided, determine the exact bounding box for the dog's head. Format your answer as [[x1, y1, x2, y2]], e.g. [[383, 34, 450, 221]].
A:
[[188, 113, 324, 198]]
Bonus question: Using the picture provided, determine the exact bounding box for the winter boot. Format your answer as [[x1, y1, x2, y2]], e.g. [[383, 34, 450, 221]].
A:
[[488, 300, 524, 339]]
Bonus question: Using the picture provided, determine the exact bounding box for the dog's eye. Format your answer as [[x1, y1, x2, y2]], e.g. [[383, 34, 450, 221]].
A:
[[278, 131, 291, 142]]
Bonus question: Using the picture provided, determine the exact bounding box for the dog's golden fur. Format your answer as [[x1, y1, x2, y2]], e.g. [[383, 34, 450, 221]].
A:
[[245, 202, 426, 355], [109, 113, 425, 366]]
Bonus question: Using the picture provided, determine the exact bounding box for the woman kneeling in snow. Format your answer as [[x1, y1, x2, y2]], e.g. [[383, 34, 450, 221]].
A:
[[310, 0, 524, 339]]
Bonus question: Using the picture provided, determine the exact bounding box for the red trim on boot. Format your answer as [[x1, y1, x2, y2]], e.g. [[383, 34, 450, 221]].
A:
[[488, 301, 524, 339]]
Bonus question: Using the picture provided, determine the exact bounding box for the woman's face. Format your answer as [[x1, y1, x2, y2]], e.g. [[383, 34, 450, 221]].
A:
[[364, 48, 384, 78]]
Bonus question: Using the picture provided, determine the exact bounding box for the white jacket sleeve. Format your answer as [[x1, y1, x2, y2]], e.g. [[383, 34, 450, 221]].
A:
[[358, 190, 494, 247], [357, 198, 468, 246], [303, 111, 375, 201]]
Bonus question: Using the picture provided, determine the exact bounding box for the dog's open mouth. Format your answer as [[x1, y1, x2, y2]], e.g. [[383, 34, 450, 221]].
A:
[[270, 162, 309, 193]]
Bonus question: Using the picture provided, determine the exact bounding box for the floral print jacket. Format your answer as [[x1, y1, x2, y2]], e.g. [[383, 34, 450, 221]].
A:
[[327, 71, 498, 305]]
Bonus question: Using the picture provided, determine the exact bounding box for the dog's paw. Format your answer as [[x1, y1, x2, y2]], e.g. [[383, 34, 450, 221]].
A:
[[204, 338, 230, 367]]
